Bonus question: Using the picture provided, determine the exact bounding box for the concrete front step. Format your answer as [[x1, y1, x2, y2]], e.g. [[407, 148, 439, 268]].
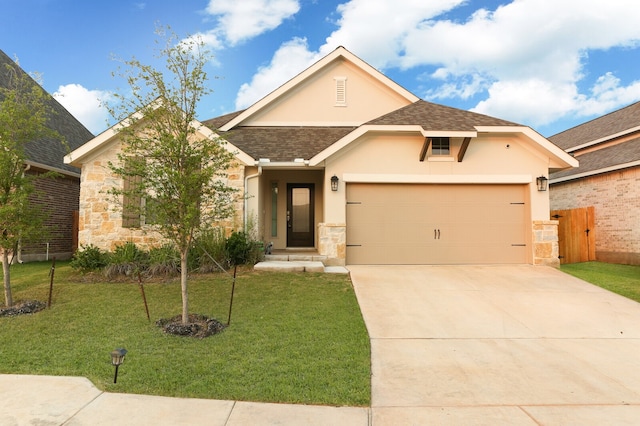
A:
[[264, 254, 328, 263], [254, 260, 349, 274]]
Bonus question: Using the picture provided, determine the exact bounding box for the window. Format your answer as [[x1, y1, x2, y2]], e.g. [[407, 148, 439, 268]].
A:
[[122, 158, 142, 228], [431, 137, 450, 155], [271, 182, 278, 237], [334, 76, 347, 106]]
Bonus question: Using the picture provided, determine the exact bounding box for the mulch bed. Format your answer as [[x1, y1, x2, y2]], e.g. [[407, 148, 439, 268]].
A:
[[0, 300, 46, 317], [155, 314, 226, 338]]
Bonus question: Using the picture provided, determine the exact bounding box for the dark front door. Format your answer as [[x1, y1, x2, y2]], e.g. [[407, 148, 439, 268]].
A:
[[287, 184, 315, 247]]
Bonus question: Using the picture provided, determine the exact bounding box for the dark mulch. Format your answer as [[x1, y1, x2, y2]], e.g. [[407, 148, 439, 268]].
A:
[[155, 314, 226, 338], [0, 300, 46, 317]]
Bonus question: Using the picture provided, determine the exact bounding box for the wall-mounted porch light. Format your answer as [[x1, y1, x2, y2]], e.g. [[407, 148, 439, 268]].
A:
[[536, 176, 548, 192], [111, 348, 127, 383], [330, 175, 339, 191]]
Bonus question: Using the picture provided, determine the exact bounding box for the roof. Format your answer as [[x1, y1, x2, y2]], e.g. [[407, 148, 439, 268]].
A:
[[549, 101, 640, 182], [366, 100, 520, 130], [0, 49, 93, 176], [219, 46, 419, 131], [549, 101, 640, 151], [551, 136, 640, 182], [208, 125, 356, 162]]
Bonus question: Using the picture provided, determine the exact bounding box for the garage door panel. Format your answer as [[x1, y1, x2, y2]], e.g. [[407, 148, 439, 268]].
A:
[[346, 183, 529, 265]]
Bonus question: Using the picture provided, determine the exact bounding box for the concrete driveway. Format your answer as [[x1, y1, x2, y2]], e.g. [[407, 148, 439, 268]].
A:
[[349, 265, 640, 425]]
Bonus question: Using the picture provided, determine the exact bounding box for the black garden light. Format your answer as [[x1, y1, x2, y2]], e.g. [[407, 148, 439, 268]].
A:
[[110, 348, 127, 384]]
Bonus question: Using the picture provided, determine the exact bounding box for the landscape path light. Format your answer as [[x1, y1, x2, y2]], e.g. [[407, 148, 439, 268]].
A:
[[110, 348, 127, 384]]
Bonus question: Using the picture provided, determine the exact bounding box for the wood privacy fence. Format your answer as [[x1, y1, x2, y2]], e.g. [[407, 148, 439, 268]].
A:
[[550, 206, 596, 264]]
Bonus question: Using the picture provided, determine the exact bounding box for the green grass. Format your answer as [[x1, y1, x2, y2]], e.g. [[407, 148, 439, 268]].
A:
[[561, 261, 640, 303], [0, 262, 371, 406]]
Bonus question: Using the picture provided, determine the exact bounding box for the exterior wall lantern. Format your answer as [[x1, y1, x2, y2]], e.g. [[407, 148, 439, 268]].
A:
[[111, 348, 127, 383], [536, 175, 548, 192], [330, 175, 339, 191]]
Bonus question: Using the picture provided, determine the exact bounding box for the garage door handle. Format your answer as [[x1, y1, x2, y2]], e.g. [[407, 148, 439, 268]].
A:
[[438, 229, 441, 239], [434, 229, 441, 239]]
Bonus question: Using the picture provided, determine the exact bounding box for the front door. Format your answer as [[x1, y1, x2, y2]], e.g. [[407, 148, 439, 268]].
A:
[[287, 184, 315, 247]]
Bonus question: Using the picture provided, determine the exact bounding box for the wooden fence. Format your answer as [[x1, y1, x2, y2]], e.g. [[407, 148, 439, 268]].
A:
[[550, 206, 596, 264]]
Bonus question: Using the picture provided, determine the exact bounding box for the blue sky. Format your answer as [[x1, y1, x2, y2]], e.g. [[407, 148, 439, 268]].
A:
[[2, 0, 640, 137]]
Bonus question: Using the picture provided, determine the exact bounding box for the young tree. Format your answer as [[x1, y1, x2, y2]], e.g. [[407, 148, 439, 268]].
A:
[[108, 28, 237, 324], [0, 59, 60, 307]]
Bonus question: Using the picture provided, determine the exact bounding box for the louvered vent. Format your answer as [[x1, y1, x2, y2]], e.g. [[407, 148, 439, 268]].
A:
[[334, 77, 347, 106]]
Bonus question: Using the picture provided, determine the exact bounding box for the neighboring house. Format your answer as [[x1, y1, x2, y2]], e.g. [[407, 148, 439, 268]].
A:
[[0, 49, 94, 262], [549, 101, 640, 265], [65, 46, 576, 267]]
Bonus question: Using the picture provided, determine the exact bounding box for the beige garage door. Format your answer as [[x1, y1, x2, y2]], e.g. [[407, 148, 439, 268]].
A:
[[346, 183, 529, 265]]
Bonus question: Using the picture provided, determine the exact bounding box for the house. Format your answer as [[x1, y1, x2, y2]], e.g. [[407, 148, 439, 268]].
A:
[[549, 101, 640, 265], [65, 46, 576, 267], [0, 49, 94, 262]]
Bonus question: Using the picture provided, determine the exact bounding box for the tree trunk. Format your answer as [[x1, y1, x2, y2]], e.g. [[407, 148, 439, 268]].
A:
[[2, 249, 13, 307], [180, 248, 188, 324]]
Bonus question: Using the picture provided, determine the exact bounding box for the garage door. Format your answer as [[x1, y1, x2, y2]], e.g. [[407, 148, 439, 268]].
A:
[[346, 183, 528, 265]]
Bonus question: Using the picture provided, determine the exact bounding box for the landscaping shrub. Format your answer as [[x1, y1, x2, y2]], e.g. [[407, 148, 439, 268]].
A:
[[70, 244, 110, 272], [148, 244, 180, 276], [105, 242, 150, 278], [191, 228, 229, 272]]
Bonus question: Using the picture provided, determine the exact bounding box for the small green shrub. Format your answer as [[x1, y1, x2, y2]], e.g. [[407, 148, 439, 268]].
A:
[[70, 244, 110, 272], [105, 242, 149, 278], [191, 228, 229, 272], [226, 231, 251, 266], [148, 244, 180, 276]]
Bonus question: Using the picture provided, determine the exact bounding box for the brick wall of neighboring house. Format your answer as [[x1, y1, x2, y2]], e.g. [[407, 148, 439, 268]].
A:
[[550, 166, 640, 265], [20, 169, 80, 261], [78, 141, 245, 253]]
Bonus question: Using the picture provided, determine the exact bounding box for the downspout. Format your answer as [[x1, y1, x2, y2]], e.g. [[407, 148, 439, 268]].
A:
[[243, 163, 262, 234]]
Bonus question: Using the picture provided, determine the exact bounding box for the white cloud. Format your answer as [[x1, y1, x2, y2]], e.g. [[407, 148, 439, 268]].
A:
[[203, 0, 300, 46], [235, 38, 319, 109], [234, 0, 640, 130], [53, 84, 112, 135]]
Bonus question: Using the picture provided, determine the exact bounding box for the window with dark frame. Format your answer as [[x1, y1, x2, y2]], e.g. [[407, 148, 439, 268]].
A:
[[431, 137, 450, 155]]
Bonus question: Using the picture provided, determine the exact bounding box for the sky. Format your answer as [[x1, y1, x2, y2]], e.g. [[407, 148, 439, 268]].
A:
[[2, 0, 640, 137]]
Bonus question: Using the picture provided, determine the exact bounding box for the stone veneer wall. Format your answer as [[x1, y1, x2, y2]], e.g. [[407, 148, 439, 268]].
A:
[[318, 223, 346, 266], [319, 221, 559, 267], [533, 220, 560, 268], [550, 167, 640, 265], [78, 141, 245, 252]]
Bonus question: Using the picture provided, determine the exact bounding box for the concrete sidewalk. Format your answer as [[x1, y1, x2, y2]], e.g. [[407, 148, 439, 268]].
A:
[[0, 374, 369, 425], [350, 265, 640, 425]]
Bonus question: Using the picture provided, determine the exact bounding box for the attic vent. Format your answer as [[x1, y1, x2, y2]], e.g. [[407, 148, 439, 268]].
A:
[[334, 77, 347, 106]]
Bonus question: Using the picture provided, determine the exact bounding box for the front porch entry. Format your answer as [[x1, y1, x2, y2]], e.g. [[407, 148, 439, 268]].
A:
[[287, 183, 315, 247]]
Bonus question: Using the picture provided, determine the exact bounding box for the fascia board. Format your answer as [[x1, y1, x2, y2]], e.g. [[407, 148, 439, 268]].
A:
[[64, 104, 154, 167], [475, 126, 579, 169], [308, 125, 424, 166], [192, 120, 255, 166], [550, 160, 640, 184], [566, 125, 640, 153], [421, 130, 478, 138], [220, 47, 419, 132]]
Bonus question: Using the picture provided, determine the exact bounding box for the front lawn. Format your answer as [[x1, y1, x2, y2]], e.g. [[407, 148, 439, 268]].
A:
[[561, 261, 640, 303], [0, 262, 371, 406]]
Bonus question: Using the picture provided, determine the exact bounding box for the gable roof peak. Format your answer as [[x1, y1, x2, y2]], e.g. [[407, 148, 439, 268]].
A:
[[218, 46, 419, 131]]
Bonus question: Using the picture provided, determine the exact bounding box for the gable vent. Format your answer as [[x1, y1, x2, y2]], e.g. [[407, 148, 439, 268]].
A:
[[334, 76, 347, 106]]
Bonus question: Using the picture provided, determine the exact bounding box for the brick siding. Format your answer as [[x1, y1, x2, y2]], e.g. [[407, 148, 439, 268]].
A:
[[550, 166, 640, 264], [21, 169, 79, 261]]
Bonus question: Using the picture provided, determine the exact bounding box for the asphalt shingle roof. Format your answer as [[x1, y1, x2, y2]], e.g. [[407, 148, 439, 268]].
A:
[[205, 100, 522, 162], [551, 136, 640, 179], [0, 49, 94, 174], [213, 126, 356, 162], [366, 99, 521, 130], [549, 101, 640, 150]]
